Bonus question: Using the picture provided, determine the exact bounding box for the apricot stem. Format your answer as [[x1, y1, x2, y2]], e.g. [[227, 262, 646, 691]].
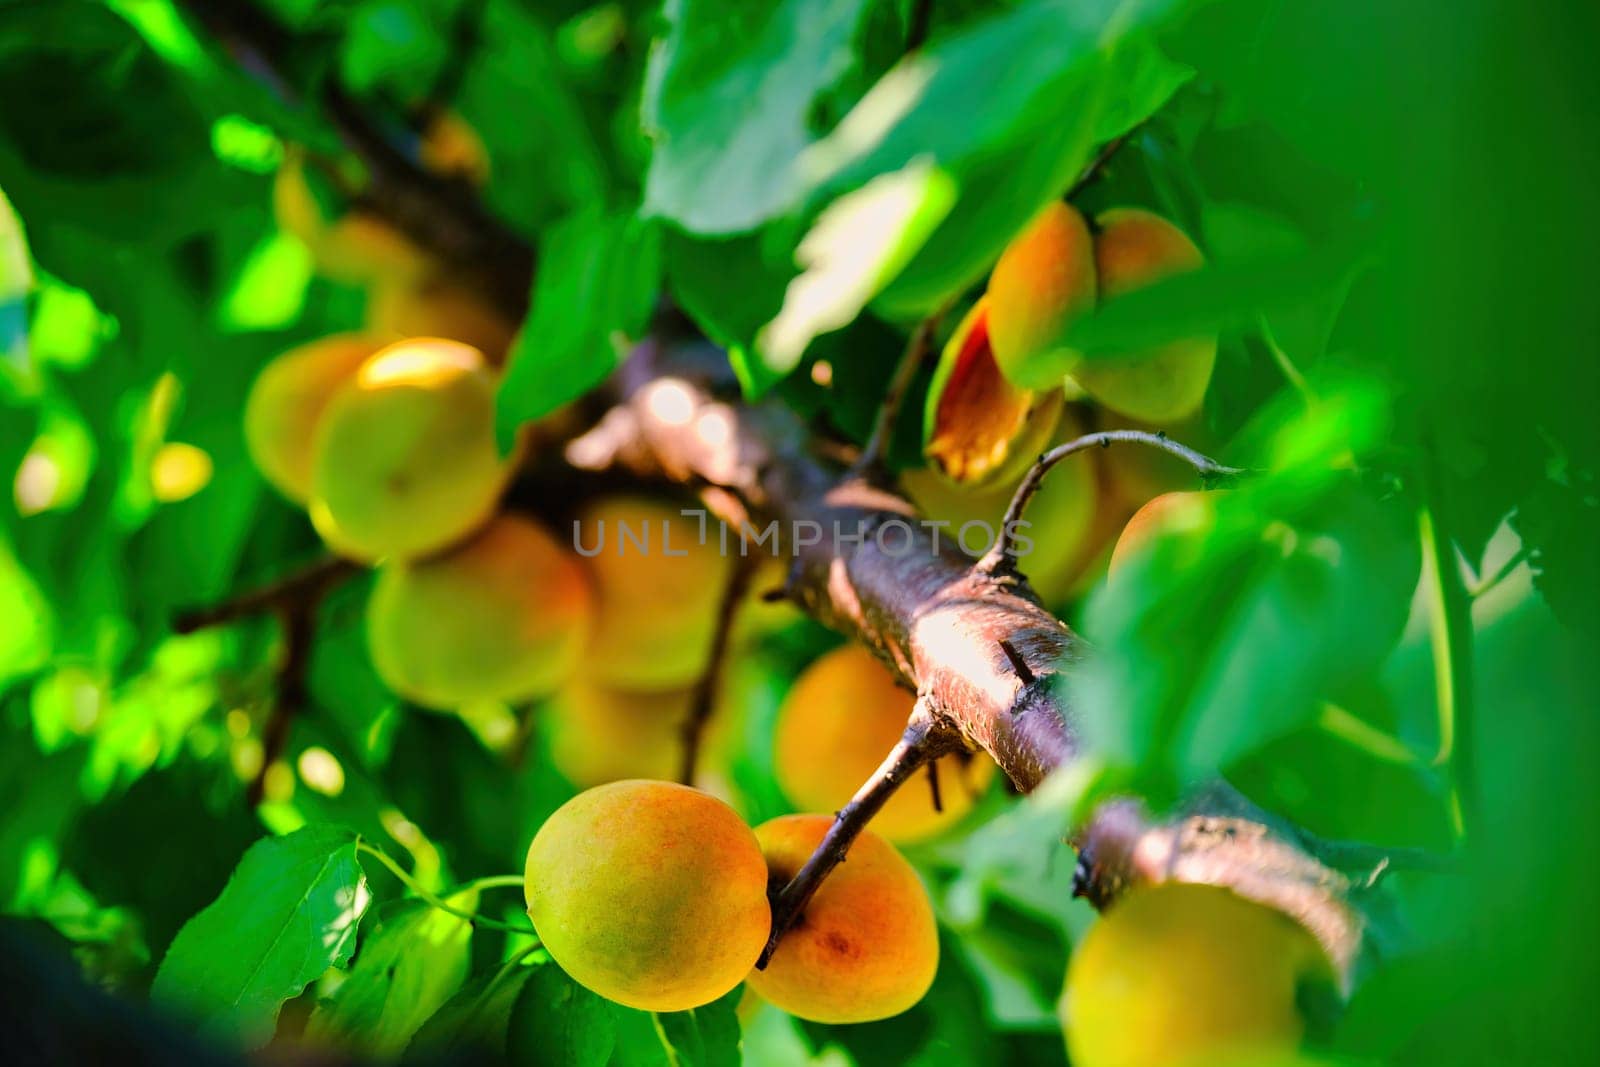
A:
[[357, 843, 539, 936], [756, 711, 959, 969], [977, 429, 1242, 576], [679, 554, 758, 784]]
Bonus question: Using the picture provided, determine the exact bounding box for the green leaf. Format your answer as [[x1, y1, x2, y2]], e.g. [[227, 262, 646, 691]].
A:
[[753, 158, 955, 378], [409, 957, 536, 1057], [306, 893, 476, 1056], [642, 0, 873, 235], [650, 992, 742, 1067], [496, 209, 662, 447], [506, 963, 617, 1067], [0, 535, 53, 689], [152, 826, 370, 1049]]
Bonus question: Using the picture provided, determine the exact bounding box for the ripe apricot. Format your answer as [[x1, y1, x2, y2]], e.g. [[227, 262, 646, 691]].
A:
[[1071, 209, 1217, 422], [366, 276, 517, 365], [544, 679, 735, 789], [1107, 490, 1218, 581], [273, 150, 429, 287], [906, 408, 1100, 605], [366, 515, 593, 709], [1061, 884, 1333, 1067], [986, 200, 1097, 389], [923, 297, 1063, 488], [309, 338, 514, 562], [574, 496, 732, 690], [746, 814, 939, 1023], [774, 646, 993, 842], [523, 780, 770, 1012], [244, 333, 387, 503]]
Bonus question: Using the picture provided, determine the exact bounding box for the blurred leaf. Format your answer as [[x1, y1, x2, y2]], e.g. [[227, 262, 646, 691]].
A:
[[663, 225, 795, 392], [642, 0, 872, 235], [507, 963, 618, 1067], [496, 208, 661, 446], [307, 893, 476, 1055], [217, 233, 313, 332], [341, 0, 452, 96], [649, 990, 742, 1067], [0, 535, 53, 689], [152, 826, 370, 1049], [754, 158, 954, 380]]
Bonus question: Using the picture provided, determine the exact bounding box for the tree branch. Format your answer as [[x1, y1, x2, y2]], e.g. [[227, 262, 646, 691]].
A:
[[977, 429, 1243, 576], [678, 554, 757, 785], [756, 711, 960, 969], [849, 306, 948, 481], [172, 556, 356, 634]]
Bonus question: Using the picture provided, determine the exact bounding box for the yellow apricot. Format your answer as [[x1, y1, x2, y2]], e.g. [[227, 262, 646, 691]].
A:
[[523, 780, 771, 1012], [574, 496, 733, 690], [366, 276, 517, 365], [987, 200, 1098, 389], [1106, 490, 1218, 581], [244, 334, 387, 503], [905, 409, 1100, 605], [1070, 209, 1217, 422], [309, 338, 514, 562], [774, 646, 993, 842], [746, 814, 939, 1023], [1061, 884, 1333, 1067], [923, 297, 1063, 488], [272, 150, 430, 287], [366, 515, 594, 709]]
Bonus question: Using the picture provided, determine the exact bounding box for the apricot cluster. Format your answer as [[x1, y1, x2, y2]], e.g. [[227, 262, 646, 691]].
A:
[[911, 201, 1225, 603], [522, 781, 939, 1022]]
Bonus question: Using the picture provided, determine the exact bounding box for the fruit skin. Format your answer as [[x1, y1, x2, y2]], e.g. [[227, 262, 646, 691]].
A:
[[1107, 490, 1217, 580], [523, 780, 771, 1012], [309, 338, 514, 562], [366, 276, 517, 365], [987, 200, 1098, 389], [746, 814, 939, 1024], [244, 334, 387, 503], [366, 515, 594, 710], [923, 297, 1063, 488], [273, 151, 429, 287], [545, 680, 729, 788], [1071, 209, 1217, 422], [906, 408, 1100, 605], [1060, 884, 1333, 1067], [575, 496, 732, 690], [774, 646, 993, 842]]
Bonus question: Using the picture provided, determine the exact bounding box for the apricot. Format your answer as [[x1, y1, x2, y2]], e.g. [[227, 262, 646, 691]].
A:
[[1071, 209, 1217, 422], [746, 814, 939, 1023], [523, 780, 770, 1012], [774, 646, 993, 842], [244, 333, 387, 503], [1106, 490, 1218, 581], [986, 200, 1097, 389], [923, 297, 1063, 488], [366, 515, 594, 709], [1061, 884, 1333, 1067], [366, 276, 517, 365], [309, 338, 514, 562], [905, 409, 1100, 605], [272, 150, 429, 287], [574, 496, 732, 690]]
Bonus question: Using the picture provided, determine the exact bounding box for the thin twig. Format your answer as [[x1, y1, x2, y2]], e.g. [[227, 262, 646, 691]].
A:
[[1067, 128, 1137, 198], [173, 556, 356, 634], [851, 304, 951, 480], [977, 430, 1243, 574], [1468, 545, 1529, 600], [756, 712, 956, 968], [679, 555, 758, 785], [357, 843, 540, 935]]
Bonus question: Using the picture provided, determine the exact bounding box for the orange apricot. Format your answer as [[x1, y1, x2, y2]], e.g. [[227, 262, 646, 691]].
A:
[[986, 200, 1098, 389]]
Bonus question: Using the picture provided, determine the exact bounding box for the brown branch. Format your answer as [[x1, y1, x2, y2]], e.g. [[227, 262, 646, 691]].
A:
[[977, 430, 1243, 576], [905, 0, 936, 52], [678, 554, 758, 785], [1068, 127, 1138, 198], [756, 711, 960, 969]]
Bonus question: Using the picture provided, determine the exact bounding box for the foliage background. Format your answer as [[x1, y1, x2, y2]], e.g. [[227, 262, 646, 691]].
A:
[[1, 0, 1597, 1064]]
